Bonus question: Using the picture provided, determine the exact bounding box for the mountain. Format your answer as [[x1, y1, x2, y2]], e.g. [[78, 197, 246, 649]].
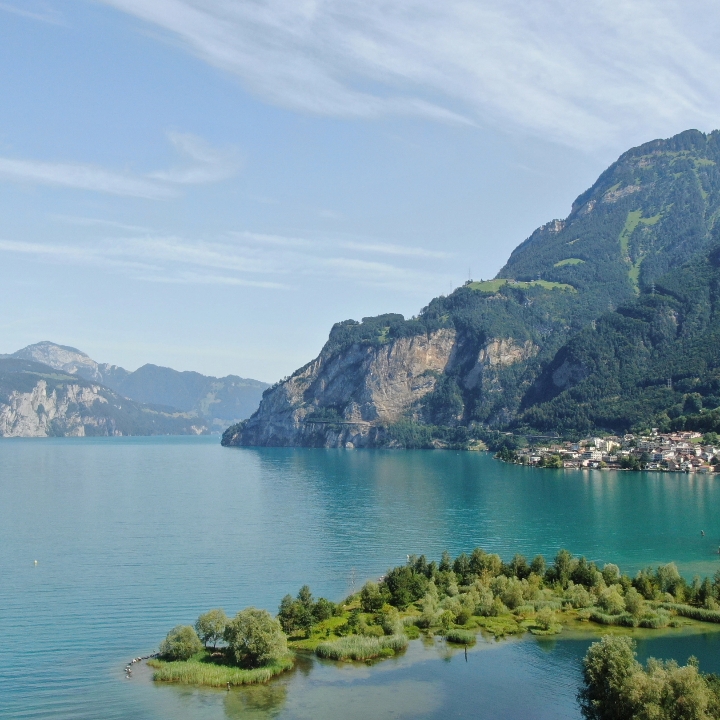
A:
[[223, 129, 720, 448], [0, 358, 206, 437], [11, 342, 269, 431]]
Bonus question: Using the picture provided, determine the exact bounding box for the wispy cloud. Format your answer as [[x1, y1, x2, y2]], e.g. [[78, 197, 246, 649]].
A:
[[0, 229, 452, 291], [101, 0, 720, 149], [0, 2, 65, 25], [0, 239, 152, 271], [148, 131, 240, 184], [52, 215, 151, 233], [0, 132, 238, 198], [0, 157, 173, 198], [338, 240, 450, 259]]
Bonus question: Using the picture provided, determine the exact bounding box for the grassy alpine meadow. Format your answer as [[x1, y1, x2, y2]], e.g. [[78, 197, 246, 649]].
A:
[[148, 652, 293, 687]]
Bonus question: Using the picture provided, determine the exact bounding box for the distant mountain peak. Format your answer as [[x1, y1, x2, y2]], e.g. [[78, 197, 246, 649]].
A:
[[12, 341, 102, 380], [8, 341, 269, 430]]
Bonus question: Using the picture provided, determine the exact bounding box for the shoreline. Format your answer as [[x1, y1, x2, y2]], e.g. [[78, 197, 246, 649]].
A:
[[145, 548, 720, 688]]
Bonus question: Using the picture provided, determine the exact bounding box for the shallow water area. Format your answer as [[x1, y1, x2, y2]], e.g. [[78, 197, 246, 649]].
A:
[[2, 436, 720, 719]]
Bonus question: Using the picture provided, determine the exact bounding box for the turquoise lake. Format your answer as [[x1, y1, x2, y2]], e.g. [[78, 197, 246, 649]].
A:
[[2, 436, 720, 719]]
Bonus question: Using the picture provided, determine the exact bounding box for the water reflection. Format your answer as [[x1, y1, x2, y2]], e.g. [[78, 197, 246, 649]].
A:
[[4, 438, 720, 720], [224, 682, 288, 719]]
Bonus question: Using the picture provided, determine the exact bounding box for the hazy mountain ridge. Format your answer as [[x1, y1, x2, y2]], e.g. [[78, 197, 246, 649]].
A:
[[0, 358, 206, 437], [224, 129, 720, 447], [10, 342, 269, 431]]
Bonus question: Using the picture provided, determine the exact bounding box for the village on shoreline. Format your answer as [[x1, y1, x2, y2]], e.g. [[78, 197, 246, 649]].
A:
[[500, 430, 720, 473]]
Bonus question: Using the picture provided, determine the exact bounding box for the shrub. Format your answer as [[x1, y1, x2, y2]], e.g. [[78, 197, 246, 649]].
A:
[[534, 607, 557, 631], [444, 629, 476, 645], [380, 607, 404, 635], [404, 624, 420, 639], [159, 625, 203, 661], [224, 608, 287, 667], [598, 586, 625, 615], [501, 578, 525, 610], [601, 563, 621, 585], [566, 583, 593, 609], [195, 609, 227, 649], [384, 566, 428, 608], [489, 596, 508, 617], [360, 581, 387, 612], [475, 589, 495, 616], [312, 598, 336, 622], [579, 635, 715, 720], [623, 587, 645, 618], [360, 624, 385, 637]]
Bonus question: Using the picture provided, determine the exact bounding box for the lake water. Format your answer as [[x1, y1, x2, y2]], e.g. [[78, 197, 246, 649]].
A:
[[2, 436, 720, 719]]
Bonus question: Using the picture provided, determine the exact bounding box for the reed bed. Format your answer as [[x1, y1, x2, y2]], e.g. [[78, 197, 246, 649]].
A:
[[588, 610, 670, 629], [444, 629, 477, 645], [660, 603, 720, 623], [315, 634, 408, 661], [148, 656, 293, 687]]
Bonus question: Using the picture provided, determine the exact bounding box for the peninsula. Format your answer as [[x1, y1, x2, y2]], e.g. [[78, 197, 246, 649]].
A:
[[150, 548, 720, 688]]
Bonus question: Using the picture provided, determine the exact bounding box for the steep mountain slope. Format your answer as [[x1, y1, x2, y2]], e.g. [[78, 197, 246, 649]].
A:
[[0, 359, 205, 437], [224, 129, 720, 448], [11, 342, 268, 430], [518, 235, 720, 435]]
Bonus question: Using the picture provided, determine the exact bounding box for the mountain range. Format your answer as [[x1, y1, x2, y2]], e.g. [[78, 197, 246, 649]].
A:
[[223, 128, 720, 448], [0, 342, 268, 437]]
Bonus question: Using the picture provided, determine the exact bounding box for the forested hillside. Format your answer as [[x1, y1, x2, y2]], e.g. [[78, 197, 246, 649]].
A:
[[225, 129, 720, 448]]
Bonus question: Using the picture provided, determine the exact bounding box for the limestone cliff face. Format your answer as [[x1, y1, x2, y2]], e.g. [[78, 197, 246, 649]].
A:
[[0, 358, 208, 437], [0, 379, 119, 437], [463, 338, 538, 391], [228, 329, 458, 448], [10, 341, 268, 428]]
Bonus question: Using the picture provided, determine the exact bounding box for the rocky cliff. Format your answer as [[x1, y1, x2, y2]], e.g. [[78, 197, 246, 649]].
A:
[[224, 327, 540, 448], [225, 129, 720, 446], [11, 342, 268, 430], [0, 359, 206, 437]]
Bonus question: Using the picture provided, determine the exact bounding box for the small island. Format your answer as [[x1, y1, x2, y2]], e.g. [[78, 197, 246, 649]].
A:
[[149, 548, 720, 688]]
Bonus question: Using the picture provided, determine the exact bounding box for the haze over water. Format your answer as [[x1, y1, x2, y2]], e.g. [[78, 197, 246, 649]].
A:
[[2, 436, 720, 719]]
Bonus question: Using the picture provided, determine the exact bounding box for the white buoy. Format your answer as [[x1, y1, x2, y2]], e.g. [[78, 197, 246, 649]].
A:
[[34, 560, 38, 566]]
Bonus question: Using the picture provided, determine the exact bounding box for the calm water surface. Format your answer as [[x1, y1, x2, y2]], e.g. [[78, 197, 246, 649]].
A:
[[2, 437, 720, 719]]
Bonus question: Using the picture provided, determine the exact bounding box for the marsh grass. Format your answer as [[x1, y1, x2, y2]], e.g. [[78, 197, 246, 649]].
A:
[[149, 654, 293, 687], [315, 634, 408, 661], [660, 604, 720, 623], [588, 610, 670, 629], [444, 629, 476, 644], [475, 615, 523, 637]]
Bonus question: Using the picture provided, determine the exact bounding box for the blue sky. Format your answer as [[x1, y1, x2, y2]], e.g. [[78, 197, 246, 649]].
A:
[[1, 0, 719, 381]]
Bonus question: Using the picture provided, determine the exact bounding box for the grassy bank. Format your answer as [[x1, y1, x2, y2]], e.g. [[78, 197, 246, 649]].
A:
[[148, 652, 293, 687]]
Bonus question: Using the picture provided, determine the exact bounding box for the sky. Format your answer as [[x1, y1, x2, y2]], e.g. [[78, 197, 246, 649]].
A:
[[1, 1, 719, 382]]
